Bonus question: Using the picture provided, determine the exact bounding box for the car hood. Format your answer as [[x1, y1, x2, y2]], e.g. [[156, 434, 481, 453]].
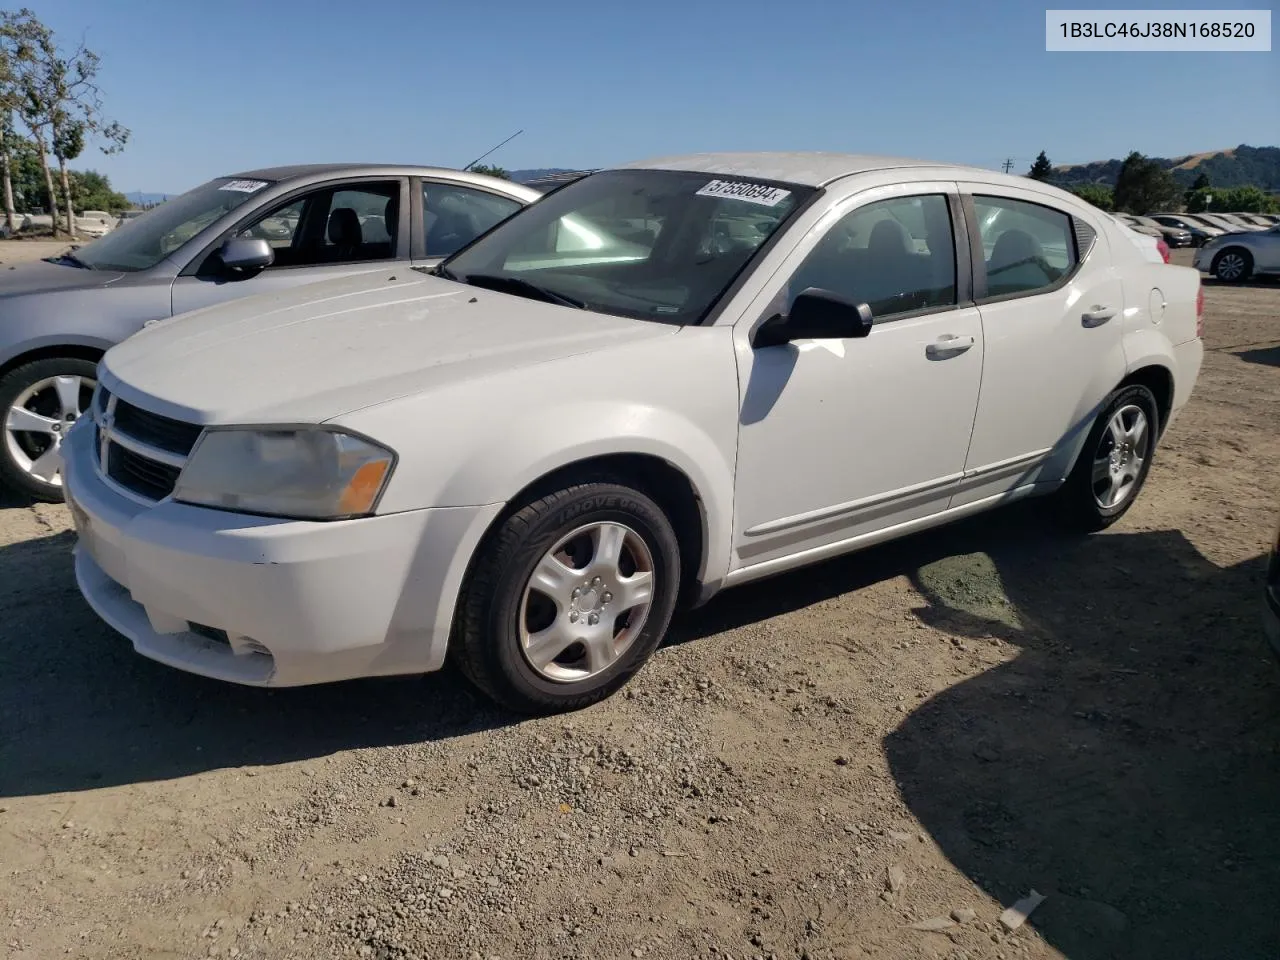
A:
[[101, 270, 677, 424], [0, 258, 127, 296]]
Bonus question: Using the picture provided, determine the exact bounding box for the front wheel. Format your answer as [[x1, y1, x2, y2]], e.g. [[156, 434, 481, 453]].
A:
[[451, 481, 682, 714], [1056, 383, 1160, 533], [1212, 247, 1253, 283], [0, 357, 98, 502]]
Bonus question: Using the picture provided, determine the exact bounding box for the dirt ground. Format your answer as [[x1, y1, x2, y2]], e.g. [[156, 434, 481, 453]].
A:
[[1, 247, 1277, 960]]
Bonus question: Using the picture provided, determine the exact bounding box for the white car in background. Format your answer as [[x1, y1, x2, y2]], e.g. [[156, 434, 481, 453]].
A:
[[62, 152, 1205, 713]]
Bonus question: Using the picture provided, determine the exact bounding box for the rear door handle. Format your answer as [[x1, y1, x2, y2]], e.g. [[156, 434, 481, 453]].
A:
[[925, 334, 975, 360], [1082, 305, 1116, 327]]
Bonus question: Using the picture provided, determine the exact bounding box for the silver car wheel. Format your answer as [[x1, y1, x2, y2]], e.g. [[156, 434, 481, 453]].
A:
[[1215, 252, 1247, 281], [1091, 403, 1150, 510], [518, 520, 655, 683], [3, 374, 95, 487]]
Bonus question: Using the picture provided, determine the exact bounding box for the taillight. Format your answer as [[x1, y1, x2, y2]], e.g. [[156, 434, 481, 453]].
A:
[[1195, 284, 1205, 338], [1156, 238, 1171, 263]]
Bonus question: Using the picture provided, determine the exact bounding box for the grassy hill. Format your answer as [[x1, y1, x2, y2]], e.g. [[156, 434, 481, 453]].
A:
[[1052, 144, 1280, 190]]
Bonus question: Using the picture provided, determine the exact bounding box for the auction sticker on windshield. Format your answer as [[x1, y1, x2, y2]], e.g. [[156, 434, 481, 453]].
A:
[[696, 179, 792, 207], [219, 179, 270, 193]]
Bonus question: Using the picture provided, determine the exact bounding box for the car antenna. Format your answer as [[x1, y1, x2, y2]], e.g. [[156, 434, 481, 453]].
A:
[[462, 130, 524, 172]]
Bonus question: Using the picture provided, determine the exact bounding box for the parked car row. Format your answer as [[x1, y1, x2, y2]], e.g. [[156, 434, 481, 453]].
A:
[[40, 151, 1207, 712], [0, 210, 118, 239]]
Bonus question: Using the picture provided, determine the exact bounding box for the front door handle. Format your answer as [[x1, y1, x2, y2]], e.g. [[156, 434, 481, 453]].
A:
[[1082, 305, 1116, 327], [925, 334, 975, 360]]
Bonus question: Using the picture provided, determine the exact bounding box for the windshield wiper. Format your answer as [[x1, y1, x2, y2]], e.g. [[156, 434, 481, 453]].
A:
[[45, 251, 93, 269], [461, 273, 586, 309], [431, 263, 457, 281]]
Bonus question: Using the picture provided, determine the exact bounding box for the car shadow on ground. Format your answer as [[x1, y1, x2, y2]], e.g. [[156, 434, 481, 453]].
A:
[[879, 510, 1280, 959], [1236, 344, 1280, 368], [1, 501, 1063, 800], [0, 529, 512, 799], [6, 505, 1279, 960], [1202, 275, 1280, 289]]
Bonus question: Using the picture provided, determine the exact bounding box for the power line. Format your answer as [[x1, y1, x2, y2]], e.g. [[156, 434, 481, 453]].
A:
[[1002, 158, 1015, 174]]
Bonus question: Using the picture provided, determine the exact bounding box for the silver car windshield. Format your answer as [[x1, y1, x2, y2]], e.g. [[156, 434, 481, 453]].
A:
[[71, 177, 275, 272], [440, 169, 815, 325]]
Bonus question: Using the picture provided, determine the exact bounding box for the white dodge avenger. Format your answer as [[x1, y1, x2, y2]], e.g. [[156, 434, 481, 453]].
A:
[[62, 152, 1205, 713]]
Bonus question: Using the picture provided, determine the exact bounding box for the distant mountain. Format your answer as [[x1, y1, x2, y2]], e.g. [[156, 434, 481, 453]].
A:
[[1052, 144, 1280, 191], [123, 190, 172, 207]]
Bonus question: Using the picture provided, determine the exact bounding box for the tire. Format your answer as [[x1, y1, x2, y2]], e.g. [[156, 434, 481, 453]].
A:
[[451, 481, 682, 715], [1056, 383, 1160, 533], [1211, 247, 1253, 283], [0, 357, 98, 503]]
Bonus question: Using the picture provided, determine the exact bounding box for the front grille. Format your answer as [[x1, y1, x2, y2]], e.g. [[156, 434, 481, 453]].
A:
[[112, 399, 203, 456], [93, 392, 204, 502], [107, 443, 183, 500]]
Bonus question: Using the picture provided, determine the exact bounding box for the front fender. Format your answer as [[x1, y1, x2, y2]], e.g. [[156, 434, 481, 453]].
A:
[[440, 399, 736, 585], [336, 330, 741, 589]]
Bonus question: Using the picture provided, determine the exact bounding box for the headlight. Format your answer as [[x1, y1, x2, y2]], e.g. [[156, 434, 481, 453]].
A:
[[172, 427, 395, 520]]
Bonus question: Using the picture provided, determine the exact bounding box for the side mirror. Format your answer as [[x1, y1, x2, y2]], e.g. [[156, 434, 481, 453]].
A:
[[752, 288, 874, 348], [218, 236, 274, 273]]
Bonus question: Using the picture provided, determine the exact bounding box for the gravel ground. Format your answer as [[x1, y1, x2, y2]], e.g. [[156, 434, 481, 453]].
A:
[[1, 248, 1278, 960]]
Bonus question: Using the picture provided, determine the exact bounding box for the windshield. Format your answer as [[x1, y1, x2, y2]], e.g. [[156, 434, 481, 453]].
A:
[[70, 177, 275, 272], [440, 169, 815, 324]]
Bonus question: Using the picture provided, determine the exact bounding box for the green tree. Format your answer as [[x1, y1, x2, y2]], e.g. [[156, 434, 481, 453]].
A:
[[0, 9, 44, 232], [70, 169, 126, 213], [1185, 187, 1212, 213], [1112, 150, 1179, 214], [468, 163, 509, 179], [25, 28, 128, 236], [1183, 170, 1211, 210], [1028, 150, 1053, 181], [1211, 185, 1276, 213], [1071, 184, 1114, 211]]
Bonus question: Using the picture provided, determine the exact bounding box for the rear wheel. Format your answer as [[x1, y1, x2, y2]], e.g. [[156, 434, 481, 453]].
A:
[[0, 357, 98, 502], [1212, 247, 1253, 283], [1056, 383, 1160, 532], [451, 481, 681, 714]]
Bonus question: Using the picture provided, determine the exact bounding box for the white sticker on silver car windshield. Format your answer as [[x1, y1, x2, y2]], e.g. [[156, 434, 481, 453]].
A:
[[219, 179, 270, 193], [695, 179, 791, 207]]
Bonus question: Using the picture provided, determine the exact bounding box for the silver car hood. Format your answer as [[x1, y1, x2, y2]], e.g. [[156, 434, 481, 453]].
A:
[[0, 259, 127, 297]]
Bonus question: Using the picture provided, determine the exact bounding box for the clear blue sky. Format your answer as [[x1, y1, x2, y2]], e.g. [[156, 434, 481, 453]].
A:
[[32, 0, 1280, 193]]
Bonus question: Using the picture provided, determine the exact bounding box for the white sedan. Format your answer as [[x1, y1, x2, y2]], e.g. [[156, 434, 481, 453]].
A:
[[61, 152, 1205, 713]]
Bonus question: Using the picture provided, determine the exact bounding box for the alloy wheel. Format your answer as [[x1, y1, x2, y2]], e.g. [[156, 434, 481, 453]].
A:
[[1091, 403, 1150, 510], [3, 374, 95, 487], [518, 520, 656, 683]]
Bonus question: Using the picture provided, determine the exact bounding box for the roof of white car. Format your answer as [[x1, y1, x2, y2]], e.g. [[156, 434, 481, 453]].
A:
[[614, 151, 976, 187]]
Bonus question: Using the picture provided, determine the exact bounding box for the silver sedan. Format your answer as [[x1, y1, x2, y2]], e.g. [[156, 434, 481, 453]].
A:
[[1193, 222, 1280, 282], [0, 164, 541, 501]]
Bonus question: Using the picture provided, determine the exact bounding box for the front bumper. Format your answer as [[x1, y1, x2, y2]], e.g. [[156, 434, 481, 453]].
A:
[[1192, 247, 1216, 272], [61, 420, 502, 687]]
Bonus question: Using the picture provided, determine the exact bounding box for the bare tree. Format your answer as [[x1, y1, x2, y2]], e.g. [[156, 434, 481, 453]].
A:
[[9, 13, 128, 238], [0, 9, 43, 233]]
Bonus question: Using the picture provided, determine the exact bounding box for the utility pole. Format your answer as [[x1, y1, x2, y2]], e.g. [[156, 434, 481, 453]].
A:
[[1002, 158, 1015, 174]]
